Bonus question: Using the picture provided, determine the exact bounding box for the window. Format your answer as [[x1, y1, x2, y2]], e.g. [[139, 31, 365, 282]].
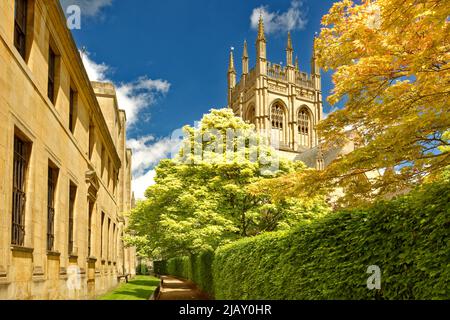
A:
[[246, 106, 255, 124], [88, 201, 94, 256], [48, 47, 56, 103], [69, 88, 76, 133], [68, 182, 77, 255], [100, 212, 105, 259], [271, 104, 284, 129], [107, 158, 111, 188], [11, 135, 29, 246], [298, 109, 310, 135], [47, 164, 59, 251], [88, 120, 95, 160], [298, 108, 311, 147], [113, 170, 117, 195], [101, 144, 105, 178], [107, 218, 111, 260], [14, 0, 27, 59], [112, 223, 116, 260]]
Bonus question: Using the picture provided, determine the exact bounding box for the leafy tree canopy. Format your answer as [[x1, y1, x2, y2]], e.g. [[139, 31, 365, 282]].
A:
[[252, 0, 450, 206], [125, 109, 329, 259]]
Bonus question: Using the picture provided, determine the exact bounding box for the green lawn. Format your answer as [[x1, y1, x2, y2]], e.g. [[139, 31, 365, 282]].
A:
[[98, 275, 160, 300]]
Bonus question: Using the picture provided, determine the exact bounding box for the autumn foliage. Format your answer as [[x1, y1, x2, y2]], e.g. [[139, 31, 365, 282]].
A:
[[255, 0, 450, 205]]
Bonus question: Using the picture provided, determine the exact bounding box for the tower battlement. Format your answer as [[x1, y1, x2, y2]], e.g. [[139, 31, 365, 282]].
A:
[[227, 15, 323, 156]]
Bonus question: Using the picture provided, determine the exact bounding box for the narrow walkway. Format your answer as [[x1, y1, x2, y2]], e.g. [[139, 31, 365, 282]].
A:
[[157, 276, 210, 300]]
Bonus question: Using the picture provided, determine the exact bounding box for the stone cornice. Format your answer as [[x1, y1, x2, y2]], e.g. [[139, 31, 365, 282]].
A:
[[11, 246, 34, 254], [47, 0, 121, 168]]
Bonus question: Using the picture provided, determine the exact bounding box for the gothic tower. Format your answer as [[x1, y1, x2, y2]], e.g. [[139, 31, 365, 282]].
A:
[[227, 16, 323, 160]]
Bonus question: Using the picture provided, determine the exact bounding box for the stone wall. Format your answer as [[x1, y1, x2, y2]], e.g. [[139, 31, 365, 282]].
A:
[[0, 0, 135, 299]]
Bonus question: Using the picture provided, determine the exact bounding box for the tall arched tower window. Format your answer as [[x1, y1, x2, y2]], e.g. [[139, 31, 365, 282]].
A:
[[271, 103, 286, 146], [246, 105, 255, 125], [298, 107, 311, 148]]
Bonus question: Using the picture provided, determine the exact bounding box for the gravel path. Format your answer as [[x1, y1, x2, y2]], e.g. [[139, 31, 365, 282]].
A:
[[157, 276, 211, 300]]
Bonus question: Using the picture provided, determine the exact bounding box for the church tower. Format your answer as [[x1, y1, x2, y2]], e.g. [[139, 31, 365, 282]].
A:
[[227, 16, 323, 160]]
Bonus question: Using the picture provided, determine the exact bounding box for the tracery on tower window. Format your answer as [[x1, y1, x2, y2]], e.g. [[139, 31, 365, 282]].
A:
[[271, 104, 284, 129], [298, 108, 310, 134], [298, 107, 311, 147]]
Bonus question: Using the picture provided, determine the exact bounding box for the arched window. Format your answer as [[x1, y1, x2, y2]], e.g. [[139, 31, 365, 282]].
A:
[[246, 105, 255, 124], [271, 103, 286, 147], [298, 109, 310, 135], [298, 107, 311, 147], [271, 104, 284, 129]]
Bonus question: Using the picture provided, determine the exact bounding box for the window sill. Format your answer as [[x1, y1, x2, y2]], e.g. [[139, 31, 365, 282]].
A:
[[11, 246, 34, 254], [0, 279, 11, 286], [47, 251, 61, 257], [60, 267, 68, 280], [0, 268, 9, 286]]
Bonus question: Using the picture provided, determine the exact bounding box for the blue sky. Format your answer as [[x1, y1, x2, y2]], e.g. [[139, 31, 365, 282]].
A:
[[60, 0, 339, 198]]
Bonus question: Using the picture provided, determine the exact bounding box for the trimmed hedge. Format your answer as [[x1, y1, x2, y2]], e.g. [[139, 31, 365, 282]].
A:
[[153, 260, 167, 275], [154, 177, 450, 299], [158, 251, 215, 296], [136, 263, 149, 275], [213, 178, 450, 300]]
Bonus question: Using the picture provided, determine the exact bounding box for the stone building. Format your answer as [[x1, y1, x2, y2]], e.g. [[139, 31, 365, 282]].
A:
[[0, 0, 136, 299], [228, 16, 355, 168]]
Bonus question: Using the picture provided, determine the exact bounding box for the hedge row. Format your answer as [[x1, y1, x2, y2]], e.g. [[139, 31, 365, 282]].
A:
[[155, 177, 450, 299], [213, 178, 450, 300], [155, 251, 214, 296], [153, 260, 167, 275]]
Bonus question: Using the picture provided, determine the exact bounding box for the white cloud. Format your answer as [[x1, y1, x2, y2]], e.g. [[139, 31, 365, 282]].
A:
[[79, 51, 174, 199], [80, 50, 171, 125], [116, 78, 171, 125], [80, 50, 110, 81], [251, 1, 307, 34], [128, 135, 181, 177], [132, 169, 157, 200], [127, 134, 183, 199], [60, 0, 113, 17]]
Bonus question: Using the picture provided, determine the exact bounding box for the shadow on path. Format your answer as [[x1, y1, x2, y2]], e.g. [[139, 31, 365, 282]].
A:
[[157, 276, 211, 300]]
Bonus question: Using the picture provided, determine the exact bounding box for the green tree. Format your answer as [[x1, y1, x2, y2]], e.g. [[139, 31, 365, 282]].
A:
[[126, 109, 329, 259]]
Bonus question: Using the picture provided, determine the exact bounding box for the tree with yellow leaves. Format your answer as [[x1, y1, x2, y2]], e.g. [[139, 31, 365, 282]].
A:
[[253, 0, 450, 206]]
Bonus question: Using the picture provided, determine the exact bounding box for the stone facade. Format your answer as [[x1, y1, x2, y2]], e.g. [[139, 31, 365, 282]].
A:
[[228, 16, 359, 169], [228, 16, 324, 165], [0, 0, 135, 300]]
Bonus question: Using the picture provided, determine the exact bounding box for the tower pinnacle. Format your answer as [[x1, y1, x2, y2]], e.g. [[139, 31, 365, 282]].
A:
[[286, 31, 293, 66], [257, 13, 266, 42], [242, 40, 249, 75], [287, 31, 293, 50], [228, 48, 236, 72], [227, 48, 237, 105], [243, 40, 248, 58], [311, 37, 321, 90], [256, 12, 267, 69], [311, 38, 320, 76]]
